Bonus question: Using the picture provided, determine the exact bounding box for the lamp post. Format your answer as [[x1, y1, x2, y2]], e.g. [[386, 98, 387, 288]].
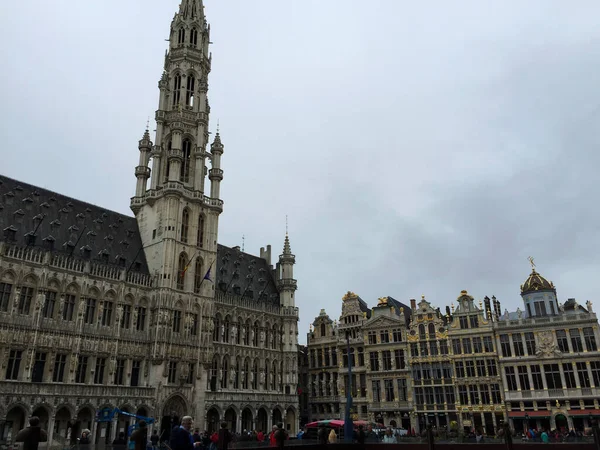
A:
[[524, 413, 529, 435], [344, 330, 354, 442]]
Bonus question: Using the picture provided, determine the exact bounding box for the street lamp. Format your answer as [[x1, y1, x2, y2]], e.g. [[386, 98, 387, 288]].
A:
[[344, 330, 354, 443], [524, 413, 529, 434]]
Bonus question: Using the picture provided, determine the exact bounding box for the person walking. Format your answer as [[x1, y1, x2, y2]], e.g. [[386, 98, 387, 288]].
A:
[[217, 423, 232, 450], [130, 421, 149, 450], [170, 417, 201, 450], [15, 416, 48, 450]]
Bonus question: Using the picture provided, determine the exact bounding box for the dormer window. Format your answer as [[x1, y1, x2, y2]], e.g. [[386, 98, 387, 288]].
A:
[[43, 235, 55, 251], [25, 232, 36, 246], [3, 226, 17, 242], [99, 250, 109, 263], [81, 245, 92, 259]]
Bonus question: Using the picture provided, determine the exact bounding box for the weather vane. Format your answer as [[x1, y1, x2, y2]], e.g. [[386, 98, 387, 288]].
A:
[[285, 215, 288, 235], [528, 256, 536, 270]]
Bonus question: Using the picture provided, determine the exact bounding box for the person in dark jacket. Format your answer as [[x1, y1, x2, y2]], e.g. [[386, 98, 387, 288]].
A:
[[274, 423, 287, 450], [15, 416, 48, 450], [130, 421, 148, 450], [217, 423, 231, 450], [170, 416, 199, 450]]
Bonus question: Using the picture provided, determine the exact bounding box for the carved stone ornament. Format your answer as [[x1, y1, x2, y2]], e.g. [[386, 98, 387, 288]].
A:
[[536, 330, 560, 357]]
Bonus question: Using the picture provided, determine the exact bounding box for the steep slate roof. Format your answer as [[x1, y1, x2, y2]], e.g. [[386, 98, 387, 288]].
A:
[[0, 174, 149, 274], [215, 243, 280, 305]]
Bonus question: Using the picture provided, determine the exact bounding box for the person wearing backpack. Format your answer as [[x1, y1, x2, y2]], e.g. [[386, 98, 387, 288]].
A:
[[274, 423, 287, 450]]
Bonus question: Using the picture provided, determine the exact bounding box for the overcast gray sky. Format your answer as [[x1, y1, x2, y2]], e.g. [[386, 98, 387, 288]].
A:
[[2, 0, 600, 344]]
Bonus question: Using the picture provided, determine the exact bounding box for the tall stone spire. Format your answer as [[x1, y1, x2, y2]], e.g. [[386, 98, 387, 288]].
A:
[[178, 0, 205, 20]]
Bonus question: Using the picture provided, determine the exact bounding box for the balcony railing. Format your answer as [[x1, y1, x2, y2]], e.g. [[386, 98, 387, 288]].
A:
[[0, 381, 155, 399]]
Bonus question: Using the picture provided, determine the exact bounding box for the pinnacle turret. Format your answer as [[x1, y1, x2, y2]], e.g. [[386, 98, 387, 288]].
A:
[[178, 0, 204, 20], [283, 233, 292, 255]]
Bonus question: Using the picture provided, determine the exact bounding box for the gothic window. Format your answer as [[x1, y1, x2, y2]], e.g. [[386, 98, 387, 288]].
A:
[[172, 74, 182, 106], [181, 208, 190, 243], [264, 360, 270, 390], [213, 315, 221, 342], [185, 76, 195, 107], [271, 324, 277, 350], [223, 316, 230, 343], [63, 294, 75, 321], [165, 140, 172, 181], [0, 282, 12, 312], [177, 252, 187, 290], [209, 356, 218, 391], [101, 301, 113, 326], [193, 258, 203, 294], [172, 310, 182, 333], [43, 290, 57, 319], [244, 319, 251, 345], [242, 359, 249, 390], [18, 286, 34, 315], [252, 321, 259, 346], [190, 27, 198, 46], [197, 215, 205, 248], [272, 361, 277, 391], [84, 297, 97, 324], [53, 354, 67, 383], [221, 357, 229, 389], [252, 360, 259, 390], [320, 323, 326, 337], [180, 139, 192, 182], [136, 306, 146, 331], [178, 28, 185, 44], [5, 349, 22, 380], [121, 304, 131, 329]]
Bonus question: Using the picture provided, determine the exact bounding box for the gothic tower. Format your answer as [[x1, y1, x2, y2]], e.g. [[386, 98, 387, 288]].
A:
[[129, 0, 221, 420], [131, 0, 222, 291]]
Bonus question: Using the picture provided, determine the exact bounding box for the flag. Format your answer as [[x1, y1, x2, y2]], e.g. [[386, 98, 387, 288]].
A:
[[203, 266, 213, 282], [181, 252, 196, 276]]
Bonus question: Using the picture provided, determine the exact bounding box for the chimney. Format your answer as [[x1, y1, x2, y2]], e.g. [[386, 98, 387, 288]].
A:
[[445, 305, 451, 318], [484, 296, 491, 319], [410, 298, 417, 310], [493, 296, 500, 317], [260, 245, 272, 266]]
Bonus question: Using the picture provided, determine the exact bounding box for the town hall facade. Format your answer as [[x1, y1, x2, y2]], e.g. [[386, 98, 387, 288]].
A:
[[0, 0, 299, 444]]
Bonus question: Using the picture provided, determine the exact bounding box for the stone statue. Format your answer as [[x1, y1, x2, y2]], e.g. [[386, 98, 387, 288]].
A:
[[260, 330, 265, 343], [218, 369, 223, 382], [70, 354, 78, 372], [208, 319, 214, 332], [231, 325, 238, 340], [270, 371, 274, 386], [181, 363, 190, 379], [516, 307, 522, 319], [35, 292, 45, 311], [250, 329, 255, 343], [337, 377, 345, 395], [116, 304, 124, 323], [250, 371, 254, 384], [260, 370, 265, 385], [58, 294, 65, 317], [220, 324, 225, 338], [79, 298, 86, 317], [586, 300, 593, 313], [144, 360, 149, 377], [230, 368, 236, 383]]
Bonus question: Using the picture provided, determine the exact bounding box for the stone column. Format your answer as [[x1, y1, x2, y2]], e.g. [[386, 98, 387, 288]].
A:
[[46, 416, 55, 449]]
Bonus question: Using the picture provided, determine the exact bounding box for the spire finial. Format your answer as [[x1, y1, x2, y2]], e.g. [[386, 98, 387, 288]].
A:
[[242, 234, 245, 252], [285, 215, 288, 236], [216, 119, 220, 135], [146, 117, 150, 131], [528, 256, 536, 271]]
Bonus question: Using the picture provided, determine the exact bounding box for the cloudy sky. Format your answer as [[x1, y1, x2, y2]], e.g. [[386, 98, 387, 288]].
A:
[[1, 0, 600, 343]]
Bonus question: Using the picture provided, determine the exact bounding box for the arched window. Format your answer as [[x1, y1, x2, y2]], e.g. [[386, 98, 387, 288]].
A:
[[224, 316, 230, 343], [172, 74, 182, 106], [428, 323, 436, 339], [177, 252, 187, 290], [190, 28, 198, 46], [242, 359, 249, 389], [180, 208, 189, 242], [272, 361, 278, 391], [244, 319, 251, 345], [197, 215, 205, 248], [186, 76, 195, 107], [178, 28, 185, 44], [236, 317, 243, 345], [272, 324, 277, 349], [253, 322, 260, 346], [180, 139, 192, 182], [213, 315, 221, 342], [209, 355, 218, 391], [320, 323, 326, 337], [252, 360, 259, 390], [234, 358, 241, 389], [165, 140, 172, 181], [221, 357, 229, 389], [194, 258, 203, 294], [418, 324, 426, 340]]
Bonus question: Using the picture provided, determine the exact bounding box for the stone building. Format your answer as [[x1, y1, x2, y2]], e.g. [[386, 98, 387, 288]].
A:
[[497, 265, 599, 433], [306, 265, 599, 435], [0, 0, 299, 444]]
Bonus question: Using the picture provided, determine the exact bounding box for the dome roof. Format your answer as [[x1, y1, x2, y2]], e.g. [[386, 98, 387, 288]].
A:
[[520, 269, 555, 295]]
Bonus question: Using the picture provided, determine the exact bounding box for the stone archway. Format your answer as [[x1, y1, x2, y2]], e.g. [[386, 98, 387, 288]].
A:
[[206, 408, 220, 434], [3, 405, 27, 441], [118, 405, 133, 438], [272, 409, 283, 428], [162, 395, 188, 418], [555, 414, 568, 431], [32, 406, 51, 433], [285, 407, 296, 434], [224, 408, 237, 433], [54, 406, 73, 442], [241, 408, 253, 432], [256, 408, 268, 433]]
